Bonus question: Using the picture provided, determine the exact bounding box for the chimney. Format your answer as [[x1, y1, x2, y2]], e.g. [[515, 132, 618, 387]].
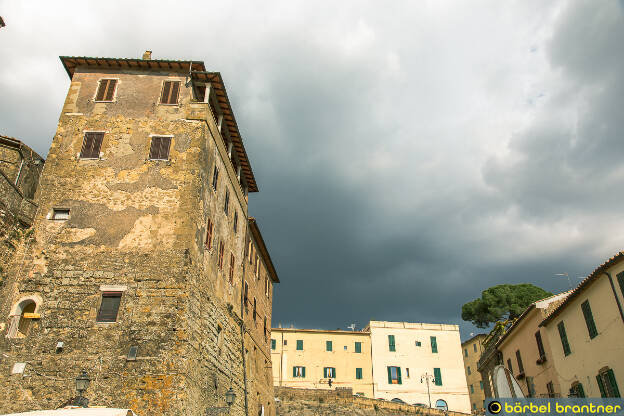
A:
[[142, 50, 152, 60]]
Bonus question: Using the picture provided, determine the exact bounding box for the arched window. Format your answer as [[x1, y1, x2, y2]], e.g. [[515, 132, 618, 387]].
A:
[[7, 297, 41, 338], [435, 399, 448, 411]]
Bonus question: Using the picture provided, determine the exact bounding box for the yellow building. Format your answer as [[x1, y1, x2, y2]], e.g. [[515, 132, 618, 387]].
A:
[[271, 327, 374, 397], [540, 252, 624, 398], [461, 334, 486, 413], [367, 321, 471, 413]]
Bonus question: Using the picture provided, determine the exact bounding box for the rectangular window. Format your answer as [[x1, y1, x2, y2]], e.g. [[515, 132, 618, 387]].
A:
[[233, 211, 238, 233], [271, 339, 276, 350], [473, 404, 476, 411], [387, 366, 402, 385], [388, 334, 396, 352], [406, 368, 410, 378], [243, 281, 249, 307], [355, 342, 362, 353], [296, 340, 303, 350], [264, 317, 267, 340], [430, 336, 438, 353], [324, 367, 336, 378], [546, 381, 555, 398], [581, 300, 598, 339], [473, 343, 477, 352], [467, 366, 471, 375], [617, 272, 624, 300], [356, 368, 363, 380], [160, 80, 180, 104], [415, 341, 422, 347], [255, 255, 260, 278], [51, 208, 70, 220], [526, 377, 536, 397], [597, 368, 621, 398], [326, 340, 332, 351], [148, 136, 172, 160], [229, 253, 235, 285], [571, 382, 585, 398], [283, 339, 287, 345], [95, 79, 117, 102], [253, 298, 256, 322], [464, 348, 468, 357], [516, 350, 525, 374], [293, 366, 305, 378], [96, 292, 122, 322], [507, 358, 513, 373], [480, 381, 484, 390], [557, 321, 571, 356], [205, 219, 213, 250], [224, 189, 230, 214], [535, 330, 546, 360], [80, 132, 104, 159], [218, 242, 225, 269], [470, 384, 474, 394], [212, 166, 219, 191], [433, 367, 442, 386]]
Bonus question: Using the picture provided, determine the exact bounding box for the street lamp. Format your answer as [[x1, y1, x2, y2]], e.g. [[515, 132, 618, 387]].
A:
[[206, 387, 237, 415], [421, 372, 436, 409], [73, 370, 90, 407], [225, 388, 236, 407]]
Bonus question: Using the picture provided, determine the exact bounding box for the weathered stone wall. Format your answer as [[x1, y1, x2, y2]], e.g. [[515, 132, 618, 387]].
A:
[[0, 62, 269, 416], [275, 387, 471, 416]]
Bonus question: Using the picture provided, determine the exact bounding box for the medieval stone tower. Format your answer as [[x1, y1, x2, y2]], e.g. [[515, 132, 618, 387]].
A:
[[0, 52, 279, 416]]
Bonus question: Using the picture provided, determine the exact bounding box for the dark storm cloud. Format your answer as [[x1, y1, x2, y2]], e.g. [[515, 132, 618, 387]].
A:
[[2, 0, 622, 339]]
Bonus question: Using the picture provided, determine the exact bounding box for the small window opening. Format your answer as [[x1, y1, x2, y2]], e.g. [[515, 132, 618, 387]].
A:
[[51, 208, 70, 220], [96, 292, 122, 323], [148, 136, 172, 160]]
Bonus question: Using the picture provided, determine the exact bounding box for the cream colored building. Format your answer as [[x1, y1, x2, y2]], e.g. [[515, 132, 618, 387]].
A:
[[540, 252, 624, 398], [271, 328, 374, 397], [367, 321, 471, 413], [461, 334, 486, 413]]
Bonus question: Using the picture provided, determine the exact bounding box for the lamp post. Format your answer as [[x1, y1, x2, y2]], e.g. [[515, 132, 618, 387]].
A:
[[206, 387, 236, 415], [421, 372, 436, 409], [73, 370, 90, 408]]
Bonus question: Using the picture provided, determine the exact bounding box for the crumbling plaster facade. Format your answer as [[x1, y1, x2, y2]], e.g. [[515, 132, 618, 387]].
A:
[[0, 55, 278, 416]]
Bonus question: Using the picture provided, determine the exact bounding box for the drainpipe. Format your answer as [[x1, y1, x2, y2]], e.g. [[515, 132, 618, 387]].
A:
[[240, 219, 250, 416], [603, 271, 624, 324]]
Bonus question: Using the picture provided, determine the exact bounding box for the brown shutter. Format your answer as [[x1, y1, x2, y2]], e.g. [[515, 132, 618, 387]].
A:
[[170, 81, 180, 104], [105, 79, 117, 101], [161, 81, 172, 104], [80, 132, 104, 159], [97, 292, 122, 322], [95, 79, 109, 101], [149, 137, 171, 160]]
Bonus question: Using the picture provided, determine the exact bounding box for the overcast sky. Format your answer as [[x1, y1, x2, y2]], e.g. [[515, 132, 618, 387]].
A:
[[2, 1, 623, 339]]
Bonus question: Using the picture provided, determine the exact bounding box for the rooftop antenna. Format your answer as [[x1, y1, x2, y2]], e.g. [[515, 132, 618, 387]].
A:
[[347, 323, 356, 331]]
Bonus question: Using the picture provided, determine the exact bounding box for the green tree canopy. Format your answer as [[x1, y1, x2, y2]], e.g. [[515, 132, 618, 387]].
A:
[[461, 284, 553, 328]]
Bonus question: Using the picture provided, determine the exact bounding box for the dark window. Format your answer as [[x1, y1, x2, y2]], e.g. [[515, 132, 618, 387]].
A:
[[51, 208, 70, 220], [224, 189, 229, 214], [597, 368, 621, 398], [516, 350, 525, 374], [474, 343, 478, 352], [218, 242, 224, 269], [526, 377, 536, 397], [97, 292, 122, 322], [194, 85, 206, 102], [326, 340, 332, 351], [415, 341, 422, 347], [546, 381, 555, 398], [464, 348, 468, 357], [431, 336, 438, 353], [80, 132, 104, 159], [296, 340, 303, 350], [233, 211, 238, 233], [271, 339, 276, 350], [570, 382, 585, 398], [205, 219, 213, 250], [557, 321, 571, 356], [293, 366, 305, 378], [467, 366, 471, 375], [253, 298, 256, 322], [617, 272, 624, 300], [229, 253, 235, 285], [433, 367, 442, 386], [356, 368, 363, 380], [355, 342, 362, 353], [535, 330, 546, 360], [507, 358, 513, 373], [264, 317, 267, 340], [470, 384, 474, 394], [387, 366, 401, 384], [388, 334, 396, 351], [244, 281, 249, 306], [160, 80, 180, 104], [283, 339, 287, 346], [148, 136, 171, 160], [324, 367, 336, 378], [212, 166, 219, 191], [95, 79, 117, 102], [581, 300, 598, 339]]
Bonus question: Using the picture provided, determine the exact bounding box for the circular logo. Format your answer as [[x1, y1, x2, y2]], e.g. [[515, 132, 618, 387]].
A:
[[488, 401, 502, 414]]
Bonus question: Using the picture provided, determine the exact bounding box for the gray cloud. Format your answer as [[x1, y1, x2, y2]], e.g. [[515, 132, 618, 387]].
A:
[[1, 0, 622, 339]]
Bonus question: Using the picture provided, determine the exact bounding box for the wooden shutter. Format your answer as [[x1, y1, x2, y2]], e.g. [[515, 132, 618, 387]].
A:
[[387, 367, 392, 384], [431, 336, 438, 353], [80, 132, 104, 159], [434, 368, 442, 386], [576, 382, 586, 398], [581, 300, 598, 339], [97, 292, 122, 322], [293, 367, 297, 378], [535, 331, 546, 358], [332, 368, 336, 378], [95, 79, 116, 101], [149, 136, 172, 160], [597, 374, 607, 397], [297, 340, 303, 350], [507, 359, 513, 373], [302, 367, 305, 378], [161, 81, 180, 104], [271, 339, 276, 350], [205, 219, 213, 250], [388, 335, 395, 351], [557, 321, 571, 356], [356, 368, 362, 379], [516, 350, 524, 373], [324, 368, 328, 378], [397, 367, 402, 385], [355, 342, 361, 353], [326, 340, 332, 351]]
